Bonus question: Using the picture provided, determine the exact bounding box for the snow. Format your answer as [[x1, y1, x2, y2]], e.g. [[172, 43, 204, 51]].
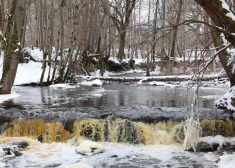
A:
[[65, 163, 93, 168], [108, 57, 120, 64], [204, 152, 219, 162], [0, 148, 4, 158], [215, 85, 235, 111], [0, 51, 51, 85], [80, 79, 103, 87], [49, 83, 77, 89], [24, 47, 44, 61], [14, 61, 50, 85], [221, 0, 235, 21], [149, 81, 165, 86], [76, 140, 105, 156], [219, 153, 235, 168], [199, 135, 229, 147], [0, 162, 5, 168], [0, 93, 20, 103]]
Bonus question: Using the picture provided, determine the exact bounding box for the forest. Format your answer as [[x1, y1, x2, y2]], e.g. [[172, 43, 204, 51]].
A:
[[1, 0, 235, 93]]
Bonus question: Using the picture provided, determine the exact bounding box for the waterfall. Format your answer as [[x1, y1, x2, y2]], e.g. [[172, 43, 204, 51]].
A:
[[1, 117, 234, 146]]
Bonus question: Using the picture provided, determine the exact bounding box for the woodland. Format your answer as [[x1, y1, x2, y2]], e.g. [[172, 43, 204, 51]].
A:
[[0, 0, 235, 94]]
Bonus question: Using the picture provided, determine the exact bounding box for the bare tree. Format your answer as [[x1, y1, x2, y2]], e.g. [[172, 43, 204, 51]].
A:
[[108, 0, 137, 60]]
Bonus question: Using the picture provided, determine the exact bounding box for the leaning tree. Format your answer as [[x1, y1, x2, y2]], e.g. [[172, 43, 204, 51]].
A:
[[194, 0, 235, 87]]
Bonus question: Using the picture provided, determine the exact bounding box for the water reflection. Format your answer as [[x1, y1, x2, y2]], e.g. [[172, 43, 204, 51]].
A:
[[0, 84, 228, 110]]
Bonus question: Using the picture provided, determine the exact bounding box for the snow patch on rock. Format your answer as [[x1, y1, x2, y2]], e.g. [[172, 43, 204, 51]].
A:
[[49, 83, 77, 89], [199, 135, 229, 147], [80, 79, 103, 87], [76, 140, 105, 156], [215, 85, 235, 111]]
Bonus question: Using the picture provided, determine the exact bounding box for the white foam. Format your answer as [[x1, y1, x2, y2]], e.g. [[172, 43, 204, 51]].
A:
[[65, 163, 93, 168]]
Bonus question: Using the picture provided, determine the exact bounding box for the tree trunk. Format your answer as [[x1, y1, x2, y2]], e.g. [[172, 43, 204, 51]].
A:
[[0, 0, 25, 94], [170, 0, 183, 70], [160, 0, 166, 67], [117, 30, 126, 60], [210, 24, 235, 86], [195, 0, 235, 47], [195, 0, 235, 86]]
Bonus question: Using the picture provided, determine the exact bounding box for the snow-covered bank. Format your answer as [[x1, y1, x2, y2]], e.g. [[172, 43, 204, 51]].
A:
[[0, 49, 50, 85], [0, 93, 20, 103]]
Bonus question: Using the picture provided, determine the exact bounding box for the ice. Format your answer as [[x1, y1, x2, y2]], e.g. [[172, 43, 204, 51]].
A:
[[183, 116, 200, 152]]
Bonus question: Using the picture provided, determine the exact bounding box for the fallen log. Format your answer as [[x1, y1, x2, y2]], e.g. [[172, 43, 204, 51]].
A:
[[87, 75, 222, 83]]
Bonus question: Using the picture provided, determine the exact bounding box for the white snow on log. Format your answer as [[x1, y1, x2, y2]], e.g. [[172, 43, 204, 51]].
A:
[[108, 57, 120, 64], [215, 85, 235, 111], [76, 140, 105, 156], [49, 83, 76, 89], [80, 79, 103, 87], [65, 163, 93, 168], [199, 135, 229, 147]]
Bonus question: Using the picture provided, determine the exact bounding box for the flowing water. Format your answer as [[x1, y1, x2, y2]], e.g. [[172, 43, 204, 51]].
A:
[[0, 83, 231, 167]]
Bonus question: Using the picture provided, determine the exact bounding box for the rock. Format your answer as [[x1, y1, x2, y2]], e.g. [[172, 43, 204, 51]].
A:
[[195, 142, 219, 152], [0, 115, 11, 125], [2, 145, 23, 157], [64, 119, 75, 133], [110, 155, 118, 158], [12, 141, 29, 149], [37, 135, 43, 142], [76, 140, 104, 156], [65, 163, 93, 168]]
